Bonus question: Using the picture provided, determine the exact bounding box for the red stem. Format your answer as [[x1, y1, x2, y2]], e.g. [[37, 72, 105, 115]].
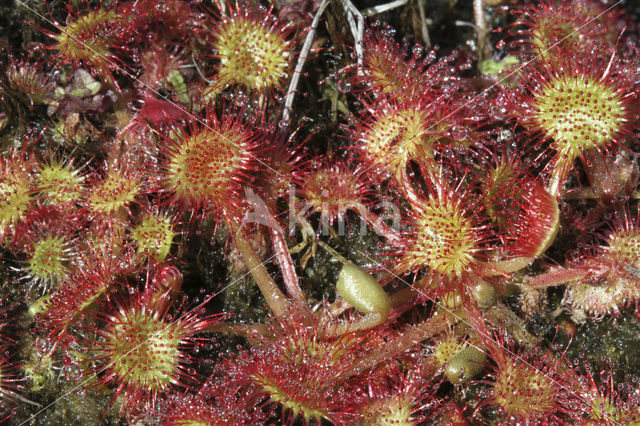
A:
[[270, 224, 305, 304], [527, 267, 589, 288], [230, 218, 291, 319]]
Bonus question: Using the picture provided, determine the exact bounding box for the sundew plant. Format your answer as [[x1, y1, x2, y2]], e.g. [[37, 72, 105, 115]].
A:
[[2, 0, 640, 424]]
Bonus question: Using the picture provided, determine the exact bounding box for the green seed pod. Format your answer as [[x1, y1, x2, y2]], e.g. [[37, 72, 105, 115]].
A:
[[337, 263, 390, 319], [445, 345, 486, 384], [471, 280, 496, 309]]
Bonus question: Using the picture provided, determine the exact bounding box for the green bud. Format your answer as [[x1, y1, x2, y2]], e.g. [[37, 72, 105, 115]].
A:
[[445, 345, 486, 384], [168, 70, 190, 105], [471, 280, 496, 309], [28, 294, 51, 318], [478, 55, 519, 75], [337, 263, 390, 318]]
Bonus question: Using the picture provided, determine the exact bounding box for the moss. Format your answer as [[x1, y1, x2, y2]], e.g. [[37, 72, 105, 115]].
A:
[[567, 312, 640, 383], [220, 274, 271, 324], [14, 380, 124, 425], [301, 211, 388, 303], [16, 328, 123, 425]]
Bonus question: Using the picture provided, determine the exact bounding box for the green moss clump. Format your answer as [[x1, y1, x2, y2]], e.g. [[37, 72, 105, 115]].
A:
[[567, 312, 640, 383]]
